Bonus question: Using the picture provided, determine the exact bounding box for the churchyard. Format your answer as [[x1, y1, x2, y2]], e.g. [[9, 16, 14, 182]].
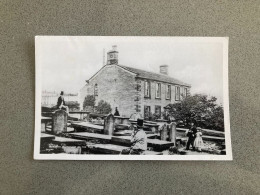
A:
[[40, 109, 226, 155]]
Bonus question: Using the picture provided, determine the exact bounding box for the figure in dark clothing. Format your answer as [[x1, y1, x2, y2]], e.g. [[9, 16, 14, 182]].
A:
[[185, 122, 197, 150], [114, 107, 120, 116], [57, 91, 69, 113]]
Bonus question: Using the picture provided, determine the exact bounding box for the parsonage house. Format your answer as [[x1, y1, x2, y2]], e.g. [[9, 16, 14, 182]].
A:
[[79, 46, 191, 118]]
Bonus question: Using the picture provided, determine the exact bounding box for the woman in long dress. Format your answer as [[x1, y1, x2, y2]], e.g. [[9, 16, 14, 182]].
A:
[[193, 127, 204, 152]]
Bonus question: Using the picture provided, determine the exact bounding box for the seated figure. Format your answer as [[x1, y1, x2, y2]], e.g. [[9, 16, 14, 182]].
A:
[[121, 118, 147, 155], [57, 91, 69, 113]]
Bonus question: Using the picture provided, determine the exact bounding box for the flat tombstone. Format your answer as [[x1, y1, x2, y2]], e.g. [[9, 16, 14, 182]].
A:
[[52, 110, 67, 134], [104, 114, 115, 135], [121, 118, 129, 125], [169, 122, 177, 146]]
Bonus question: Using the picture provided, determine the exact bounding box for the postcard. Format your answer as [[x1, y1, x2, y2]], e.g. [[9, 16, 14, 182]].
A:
[[34, 36, 232, 160]]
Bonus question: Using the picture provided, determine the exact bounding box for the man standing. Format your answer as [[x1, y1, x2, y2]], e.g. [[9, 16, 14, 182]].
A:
[[185, 121, 197, 150], [57, 91, 69, 113], [121, 118, 147, 155]]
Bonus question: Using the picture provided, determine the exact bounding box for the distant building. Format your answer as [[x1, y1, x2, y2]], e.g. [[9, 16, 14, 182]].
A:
[[79, 46, 191, 117], [42, 90, 79, 108]]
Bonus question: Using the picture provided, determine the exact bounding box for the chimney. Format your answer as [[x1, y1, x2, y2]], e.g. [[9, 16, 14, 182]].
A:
[[160, 65, 168, 75], [107, 45, 118, 65], [112, 45, 117, 51]]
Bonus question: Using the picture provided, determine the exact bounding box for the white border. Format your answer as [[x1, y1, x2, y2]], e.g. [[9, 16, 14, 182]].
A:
[[34, 36, 232, 160]]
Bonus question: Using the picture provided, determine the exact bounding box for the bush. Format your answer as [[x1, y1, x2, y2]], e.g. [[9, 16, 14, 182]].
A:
[[166, 94, 224, 131], [96, 100, 112, 114]]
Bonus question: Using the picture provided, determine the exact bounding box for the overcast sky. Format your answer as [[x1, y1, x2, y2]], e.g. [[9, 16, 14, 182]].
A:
[[37, 36, 224, 104]]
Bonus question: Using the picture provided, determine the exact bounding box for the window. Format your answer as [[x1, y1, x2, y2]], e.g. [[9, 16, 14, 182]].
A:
[[94, 84, 98, 96], [155, 83, 161, 98], [184, 88, 188, 97], [166, 85, 171, 100], [144, 105, 151, 119], [144, 81, 150, 98], [175, 86, 180, 100], [155, 105, 161, 117]]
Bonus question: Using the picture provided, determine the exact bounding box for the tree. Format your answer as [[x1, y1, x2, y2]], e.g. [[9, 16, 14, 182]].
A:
[[96, 100, 112, 114], [66, 101, 80, 111], [166, 94, 224, 131], [83, 95, 95, 110]]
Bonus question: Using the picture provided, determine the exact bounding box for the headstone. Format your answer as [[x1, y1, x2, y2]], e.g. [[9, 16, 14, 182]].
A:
[[160, 124, 168, 141], [52, 109, 67, 134], [104, 114, 115, 135], [129, 113, 142, 121], [41, 122, 46, 133], [169, 122, 177, 146], [114, 116, 122, 125], [80, 113, 84, 120]]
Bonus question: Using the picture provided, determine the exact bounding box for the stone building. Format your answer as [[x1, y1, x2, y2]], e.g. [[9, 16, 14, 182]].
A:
[[79, 46, 191, 118]]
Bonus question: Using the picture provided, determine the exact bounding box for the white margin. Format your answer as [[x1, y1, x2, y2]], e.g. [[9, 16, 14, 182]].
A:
[[34, 36, 232, 161]]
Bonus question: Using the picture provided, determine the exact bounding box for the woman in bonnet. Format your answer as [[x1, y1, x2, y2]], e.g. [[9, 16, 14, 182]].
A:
[[193, 127, 204, 152]]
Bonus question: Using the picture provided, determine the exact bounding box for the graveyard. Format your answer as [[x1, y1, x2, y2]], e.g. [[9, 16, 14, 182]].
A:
[[40, 109, 226, 155]]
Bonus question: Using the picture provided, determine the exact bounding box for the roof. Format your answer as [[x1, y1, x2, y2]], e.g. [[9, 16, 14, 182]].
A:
[[118, 65, 191, 87], [107, 50, 118, 53]]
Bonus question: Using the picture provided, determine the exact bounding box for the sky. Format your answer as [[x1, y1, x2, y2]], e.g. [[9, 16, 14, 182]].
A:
[[37, 36, 224, 104]]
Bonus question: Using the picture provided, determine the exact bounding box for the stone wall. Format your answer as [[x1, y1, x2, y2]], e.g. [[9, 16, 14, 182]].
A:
[[79, 65, 191, 118], [79, 65, 137, 117]]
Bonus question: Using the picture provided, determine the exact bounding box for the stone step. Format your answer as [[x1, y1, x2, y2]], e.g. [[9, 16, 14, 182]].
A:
[[68, 132, 173, 151], [202, 135, 225, 141], [113, 130, 132, 136], [111, 136, 174, 151], [71, 122, 104, 133], [88, 144, 162, 155], [88, 144, 127, 154], [113, 130, 158, 139], [69, 132, 112, 141], [52, 137, 86, 146], [41, 133, 55, 142], [115, 124, 130, 130]]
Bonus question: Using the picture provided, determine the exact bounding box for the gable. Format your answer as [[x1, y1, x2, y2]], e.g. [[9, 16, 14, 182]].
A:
[[88, 65, 136, 83]]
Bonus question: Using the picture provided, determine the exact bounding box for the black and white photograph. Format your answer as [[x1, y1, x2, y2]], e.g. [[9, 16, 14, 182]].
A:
[[34, 36, 231, 160]]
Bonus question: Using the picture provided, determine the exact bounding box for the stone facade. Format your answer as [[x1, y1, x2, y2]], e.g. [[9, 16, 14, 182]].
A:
[[139, 79, 190, 116], [80, 64, 190, 118], [80, 65, 138, 117]]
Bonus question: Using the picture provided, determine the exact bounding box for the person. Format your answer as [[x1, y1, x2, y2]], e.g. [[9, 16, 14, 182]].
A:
[[57, 91, 69, 113], [121, 118, 147, 155], [185, 121, 197, 150], [193, 127, 204, 152], [114, 107, 120, 116]]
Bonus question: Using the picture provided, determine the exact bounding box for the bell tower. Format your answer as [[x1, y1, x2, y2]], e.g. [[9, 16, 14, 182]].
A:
[[107, 45, 118, 65]]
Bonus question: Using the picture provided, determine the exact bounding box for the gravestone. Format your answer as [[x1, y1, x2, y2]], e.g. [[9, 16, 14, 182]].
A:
[[114, 116, 122, 125], [52, 109, 67, 134], [104, 114, 115, 135], [169, 122, 177, 146], [41, 123, 46, 133], [160, 124, 168, 141], [129, 113, 142, 121]]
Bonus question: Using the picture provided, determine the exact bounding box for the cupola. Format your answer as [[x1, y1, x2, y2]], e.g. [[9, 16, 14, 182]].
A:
[[107, 45, 118, 65]]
